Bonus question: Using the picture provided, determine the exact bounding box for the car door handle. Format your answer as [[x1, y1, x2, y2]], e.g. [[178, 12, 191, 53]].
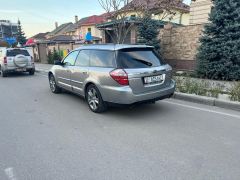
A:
[[82, 71, 88, 75]]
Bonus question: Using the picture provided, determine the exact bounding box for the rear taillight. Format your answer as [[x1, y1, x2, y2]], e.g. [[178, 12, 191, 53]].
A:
[[31, 56, 34, 64], [110, 69, 129, 86], [3, 57, 7, 64]]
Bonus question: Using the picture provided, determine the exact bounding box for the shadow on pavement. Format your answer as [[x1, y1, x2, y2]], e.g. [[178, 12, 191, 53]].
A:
[[0, 72, 32, 78], [61, 90, 171, 119]]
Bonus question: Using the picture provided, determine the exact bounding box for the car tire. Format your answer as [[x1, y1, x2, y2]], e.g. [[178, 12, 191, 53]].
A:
[[1, 70, 7, 77], [29, 69, 35, 75], [86, 84, 107, 113], [49, 74, 61, 94]]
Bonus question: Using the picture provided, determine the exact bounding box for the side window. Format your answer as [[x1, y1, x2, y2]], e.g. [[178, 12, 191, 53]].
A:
[[75, 50, 90, 67], [63, 51, 79, 66], [90, 50, 115, 68]]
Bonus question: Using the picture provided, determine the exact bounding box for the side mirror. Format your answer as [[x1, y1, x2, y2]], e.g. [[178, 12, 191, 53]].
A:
[[54, 60, 63, 65]]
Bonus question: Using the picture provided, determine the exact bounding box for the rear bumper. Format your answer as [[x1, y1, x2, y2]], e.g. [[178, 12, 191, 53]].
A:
[[101, 80, 176, 105], [2, 65, 35, 72]]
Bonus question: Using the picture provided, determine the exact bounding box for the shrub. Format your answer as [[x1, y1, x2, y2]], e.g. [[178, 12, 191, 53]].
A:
[[174, 77, 208, 96], [47, 50, 54, 64], [47, 50, 63, 64], [138, 15, 161, 54], [229, 82, 240, 102], [208, 86, 223, 98]]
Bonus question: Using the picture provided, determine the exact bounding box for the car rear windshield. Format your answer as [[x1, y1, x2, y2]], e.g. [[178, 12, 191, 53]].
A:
[[7, 49, 30, 56], [116, 48, 163, 69]]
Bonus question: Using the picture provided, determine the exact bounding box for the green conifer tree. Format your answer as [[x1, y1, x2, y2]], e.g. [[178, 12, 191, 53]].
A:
[[137, 15, 161, 54], [196, 0, 240, 80], [16, 20, 27, 46]]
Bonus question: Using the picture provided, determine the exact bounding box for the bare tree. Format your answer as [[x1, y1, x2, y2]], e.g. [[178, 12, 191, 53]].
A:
[[98, 0, 135, 44], [98, 0, 188, 44]]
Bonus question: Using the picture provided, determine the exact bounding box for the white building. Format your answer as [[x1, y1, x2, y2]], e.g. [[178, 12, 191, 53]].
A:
[[0, 20, 18, 40]]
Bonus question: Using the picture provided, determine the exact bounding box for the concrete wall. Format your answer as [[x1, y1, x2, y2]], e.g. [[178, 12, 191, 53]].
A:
[[190, 0, 213, 25], [160, 24, 204, 70]]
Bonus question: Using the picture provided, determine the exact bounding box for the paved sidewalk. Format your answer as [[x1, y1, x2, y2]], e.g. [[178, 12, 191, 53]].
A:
[[35, 63, 53, 73]]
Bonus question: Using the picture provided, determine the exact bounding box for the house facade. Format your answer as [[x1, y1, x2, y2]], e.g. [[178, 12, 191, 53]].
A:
[[98, 0, 190, 44], [190, 0, 213, 25], [75, 15, 106, 41]]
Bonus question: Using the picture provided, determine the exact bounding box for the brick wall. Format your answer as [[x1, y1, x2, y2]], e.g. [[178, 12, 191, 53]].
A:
[[159, 24, 204, 71]]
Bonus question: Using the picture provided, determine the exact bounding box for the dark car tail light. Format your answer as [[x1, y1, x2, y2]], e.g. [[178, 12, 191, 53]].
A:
[[110, 69, 129, 86], [31, 56, 34, 64], [3, 57, 7, 64]]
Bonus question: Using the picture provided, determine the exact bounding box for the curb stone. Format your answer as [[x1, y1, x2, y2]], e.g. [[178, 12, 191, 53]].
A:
[[173, 92, 240, 111], [215, 99, 240, 111]]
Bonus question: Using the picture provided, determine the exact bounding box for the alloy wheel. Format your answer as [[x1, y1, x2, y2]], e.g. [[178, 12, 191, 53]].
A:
[[49, 76, 56, 92], [87, 88, 99, 111]]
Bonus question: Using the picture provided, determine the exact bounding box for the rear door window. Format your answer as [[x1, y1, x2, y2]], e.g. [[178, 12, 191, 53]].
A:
[[75, 50, 90, 67], [117, 48, 162, 69], [7, 49, 30, 56], [90, 50, 115, 68]]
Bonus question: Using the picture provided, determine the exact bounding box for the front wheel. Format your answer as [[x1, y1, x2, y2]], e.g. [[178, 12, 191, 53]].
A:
[[86, 85, 107, 113], [49, 74, 61, 94]]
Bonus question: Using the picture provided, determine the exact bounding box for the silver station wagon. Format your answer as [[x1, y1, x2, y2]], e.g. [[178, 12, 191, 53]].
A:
[[48, 44, 176, 113]]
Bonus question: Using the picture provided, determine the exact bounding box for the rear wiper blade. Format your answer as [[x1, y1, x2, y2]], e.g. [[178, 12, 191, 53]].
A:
[[133, 58, 152, 66]]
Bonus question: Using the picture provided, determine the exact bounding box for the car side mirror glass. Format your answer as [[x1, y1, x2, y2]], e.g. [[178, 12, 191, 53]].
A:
[[54, 60, 63, 65]]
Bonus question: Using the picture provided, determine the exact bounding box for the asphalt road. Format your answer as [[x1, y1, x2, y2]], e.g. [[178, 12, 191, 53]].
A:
[[0, 72, 240, 180]]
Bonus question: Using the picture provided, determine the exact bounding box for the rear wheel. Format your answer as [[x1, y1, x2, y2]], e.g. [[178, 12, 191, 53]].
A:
[[86, 84, 107, 113], [29, 69, 35, 75], [1, 69, 7, 77], [49, 74, 61, 93]]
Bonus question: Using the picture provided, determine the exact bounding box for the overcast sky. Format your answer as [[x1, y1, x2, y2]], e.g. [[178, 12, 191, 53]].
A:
[[0, 0, 192, 38]]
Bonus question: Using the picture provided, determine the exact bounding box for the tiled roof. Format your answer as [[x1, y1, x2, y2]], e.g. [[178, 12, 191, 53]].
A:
[[31, 32, 49, 39], [48, 23, 73, 36], [79, 15, 107, 26], [76, 17, 89, 26], [48, 35, 74, 42], [64, 24, 77, 33], [124, 0, 190, 13]]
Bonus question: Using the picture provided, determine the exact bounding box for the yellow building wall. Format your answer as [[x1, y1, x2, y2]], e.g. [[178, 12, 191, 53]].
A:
[[190, 0, 213, 24], [118, 10, 190, 25], [153, 11, 190, 25]]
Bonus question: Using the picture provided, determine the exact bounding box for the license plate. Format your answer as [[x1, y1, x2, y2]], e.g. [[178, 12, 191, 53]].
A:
[[16, 68, 26, 72], [144, 74, 165, 84]]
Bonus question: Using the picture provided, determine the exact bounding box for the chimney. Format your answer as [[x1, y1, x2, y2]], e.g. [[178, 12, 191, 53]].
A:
[[55, 22, 58, 29], [75, 16, 78, 23]]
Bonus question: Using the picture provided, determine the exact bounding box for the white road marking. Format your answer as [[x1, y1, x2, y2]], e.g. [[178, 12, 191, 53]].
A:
[[164, 100, 240, 119], [4, 167, 17, 180]]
